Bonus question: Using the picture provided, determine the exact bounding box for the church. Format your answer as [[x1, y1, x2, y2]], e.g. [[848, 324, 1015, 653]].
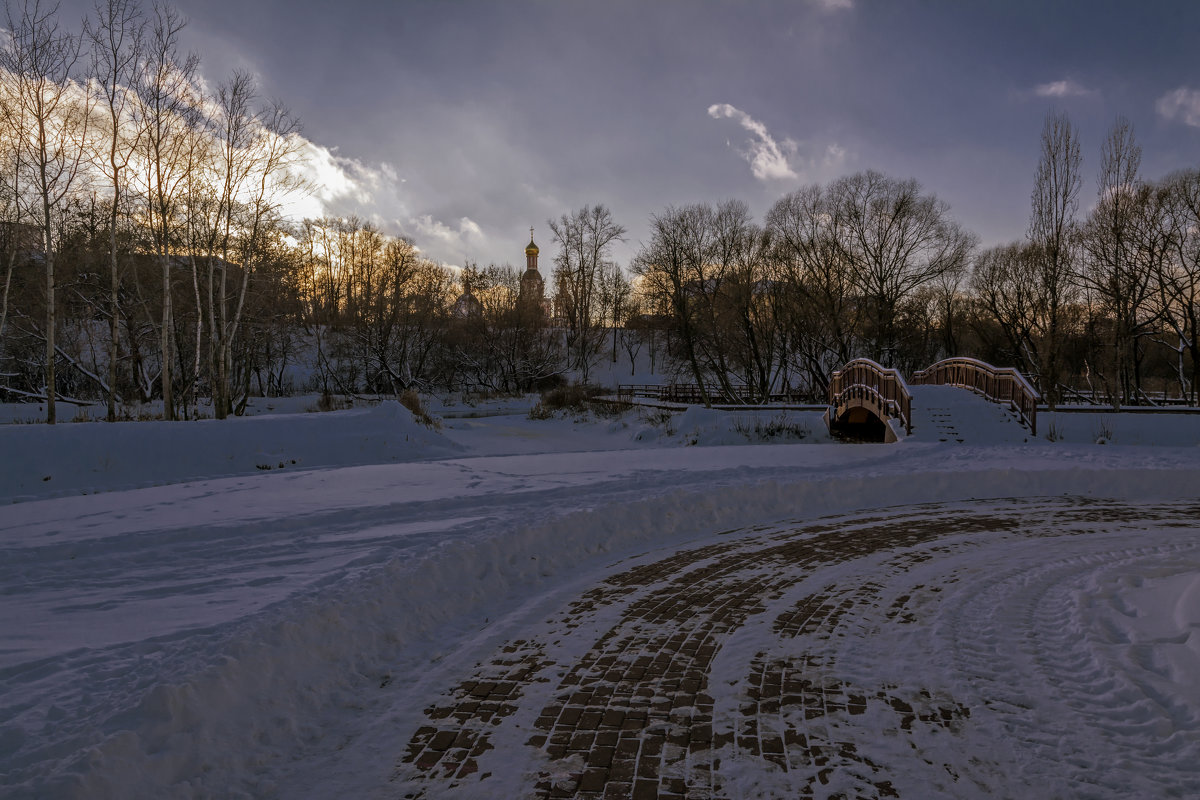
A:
[[518, 228, 550, 318], [451, 229, 551, 320]]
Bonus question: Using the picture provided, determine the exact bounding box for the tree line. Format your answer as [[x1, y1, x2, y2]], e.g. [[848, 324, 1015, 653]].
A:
[[631, 112, 1200, 409], [2, 1, 1198, 421], [1, 0, 305, 422]]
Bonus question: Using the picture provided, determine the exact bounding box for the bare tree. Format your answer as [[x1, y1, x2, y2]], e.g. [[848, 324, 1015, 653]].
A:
[[132, 3, 197, 420], [692, 199, 743, 398], [0, 61, 27, 360], [1, 0, 89, 423], [633, 205, 712, 404], [1158, 169, 1200, 402], [970, 241, 1045, 376], [1079, 117, 1159, 405], [827, 170, 974, 367], [1027, 110, 1082, 407], [597, 258, 631, 365], [732, 221, 782, 400], [223, 98, 303, 413], [930, 253, 969, 358], [86, 0, 144, 420], [196, 73, 304, 416], [766, 185, 859, 396], [705, 200, 782, 401], [449, 261, 563, 393], [548, 203, 625, 383], [1127, 180, 1182, 403]]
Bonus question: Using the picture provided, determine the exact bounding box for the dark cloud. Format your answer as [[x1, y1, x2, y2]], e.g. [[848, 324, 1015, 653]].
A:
[[50, 0, 1200, 264]]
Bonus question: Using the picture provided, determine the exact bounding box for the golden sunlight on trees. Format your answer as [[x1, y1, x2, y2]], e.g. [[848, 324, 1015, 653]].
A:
[[1, 0, 89, 423], [2, 4, 1200, 416]]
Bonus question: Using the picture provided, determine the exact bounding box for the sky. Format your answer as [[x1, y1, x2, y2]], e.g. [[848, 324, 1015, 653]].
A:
[[51, 0, 1200, 269]]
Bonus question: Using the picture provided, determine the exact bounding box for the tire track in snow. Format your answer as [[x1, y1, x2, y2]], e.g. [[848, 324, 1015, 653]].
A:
[[941, 499, 1200, 798], [393, 499, 1200, 799]]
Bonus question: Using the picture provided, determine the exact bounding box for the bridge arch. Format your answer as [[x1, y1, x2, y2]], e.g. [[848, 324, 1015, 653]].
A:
[[912, 357, 1040, 435], [826, 358, 912, 442]]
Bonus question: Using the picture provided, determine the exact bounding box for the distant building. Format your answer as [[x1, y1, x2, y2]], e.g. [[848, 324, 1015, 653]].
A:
[[518, 228, 551, 319], [451, 283, 482, 318]]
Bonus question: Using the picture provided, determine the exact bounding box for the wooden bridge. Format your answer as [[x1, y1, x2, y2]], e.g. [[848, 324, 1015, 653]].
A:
[[825, 358, 913, 442], [826, 356, 1039, 441], [615, 356, 1040, 442], [912, 357, 1039, 436]]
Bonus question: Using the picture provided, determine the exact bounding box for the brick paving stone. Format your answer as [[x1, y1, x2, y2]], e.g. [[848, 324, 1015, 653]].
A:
[[579, 768, 608, 792], [569, 731, 596, 751], [631, 778, 659, 800], [608, 757, 636, 783], [594, 730, 620, 748], [603, 782, 633, 799], [392, 500, 1200, 799]]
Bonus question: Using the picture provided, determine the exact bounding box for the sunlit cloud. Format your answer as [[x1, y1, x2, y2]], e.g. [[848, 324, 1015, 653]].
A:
[[1033, 79, 1095, 98], [707, 103, 849, 182], [1156, 86, 1200, 128], [707, 103, 798, 181], [292, 142, 380, 210], [284, 141, 489, 264]]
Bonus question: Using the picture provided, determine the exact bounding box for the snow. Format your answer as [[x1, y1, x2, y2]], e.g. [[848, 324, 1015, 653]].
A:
[[0, 399, 460, 502], [2, 391, 1199, 798]]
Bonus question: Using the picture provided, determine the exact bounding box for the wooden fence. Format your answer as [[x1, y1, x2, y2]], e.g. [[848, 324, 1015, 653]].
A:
[[616, 384, 812, 404]]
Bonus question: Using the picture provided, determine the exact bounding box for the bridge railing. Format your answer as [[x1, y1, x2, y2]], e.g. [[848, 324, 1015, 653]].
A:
[[617, 383, 813, 404], [828, 358, 912, 434], [912, 357, 1040, 435]]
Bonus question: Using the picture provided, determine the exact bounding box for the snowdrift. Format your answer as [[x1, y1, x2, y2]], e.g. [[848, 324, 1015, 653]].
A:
[[0, 401, 460, 502]]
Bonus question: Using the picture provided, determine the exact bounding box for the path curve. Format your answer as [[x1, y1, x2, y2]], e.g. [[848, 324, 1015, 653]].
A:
[[394, 498, 1200, 799]]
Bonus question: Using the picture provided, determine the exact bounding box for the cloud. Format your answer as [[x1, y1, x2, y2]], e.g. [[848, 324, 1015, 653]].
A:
[[808, 0, 853, 9], [282, 140, 490, 265], [1032, 79, 1095, 98], [821, 143, 848, 170], [1156, 87, 1200, 128], [283, 141, 408, 226], [410, 215, 484, 248], [707, 103, 798, 181]]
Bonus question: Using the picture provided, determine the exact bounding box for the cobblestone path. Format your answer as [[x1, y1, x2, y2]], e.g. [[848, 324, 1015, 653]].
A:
[[393, 498, 1200, 799]]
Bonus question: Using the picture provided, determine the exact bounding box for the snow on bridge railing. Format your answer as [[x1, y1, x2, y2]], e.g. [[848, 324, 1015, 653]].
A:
[[912, 357, 1039, 436], [828, 358, 912, 434]]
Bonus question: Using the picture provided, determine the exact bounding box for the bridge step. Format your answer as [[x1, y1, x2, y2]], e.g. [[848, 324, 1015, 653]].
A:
[[908, 386, 1030, 444], [926, 408, 966, 443]]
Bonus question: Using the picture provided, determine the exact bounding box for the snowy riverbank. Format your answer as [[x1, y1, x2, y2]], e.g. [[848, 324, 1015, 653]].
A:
[[2, 398, 1199, 797]]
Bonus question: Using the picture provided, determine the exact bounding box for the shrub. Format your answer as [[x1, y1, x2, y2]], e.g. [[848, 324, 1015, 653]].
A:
[[539, 383, 605, 411], [314, 389, 335, 413], [732, 412, 810, 441], [527, 402, 555, 420], [640, 408, 676, 435], [588, 398, 633, 418], [399, 389, 440, 429]]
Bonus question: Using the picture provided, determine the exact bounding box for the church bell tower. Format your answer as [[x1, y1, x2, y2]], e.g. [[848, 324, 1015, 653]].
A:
[[519, 227, 546, 316], [525, 226, 539, 272]]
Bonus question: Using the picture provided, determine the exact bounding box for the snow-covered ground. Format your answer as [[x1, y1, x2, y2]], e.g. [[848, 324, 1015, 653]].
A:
[[2, 388, 1199, 798]]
